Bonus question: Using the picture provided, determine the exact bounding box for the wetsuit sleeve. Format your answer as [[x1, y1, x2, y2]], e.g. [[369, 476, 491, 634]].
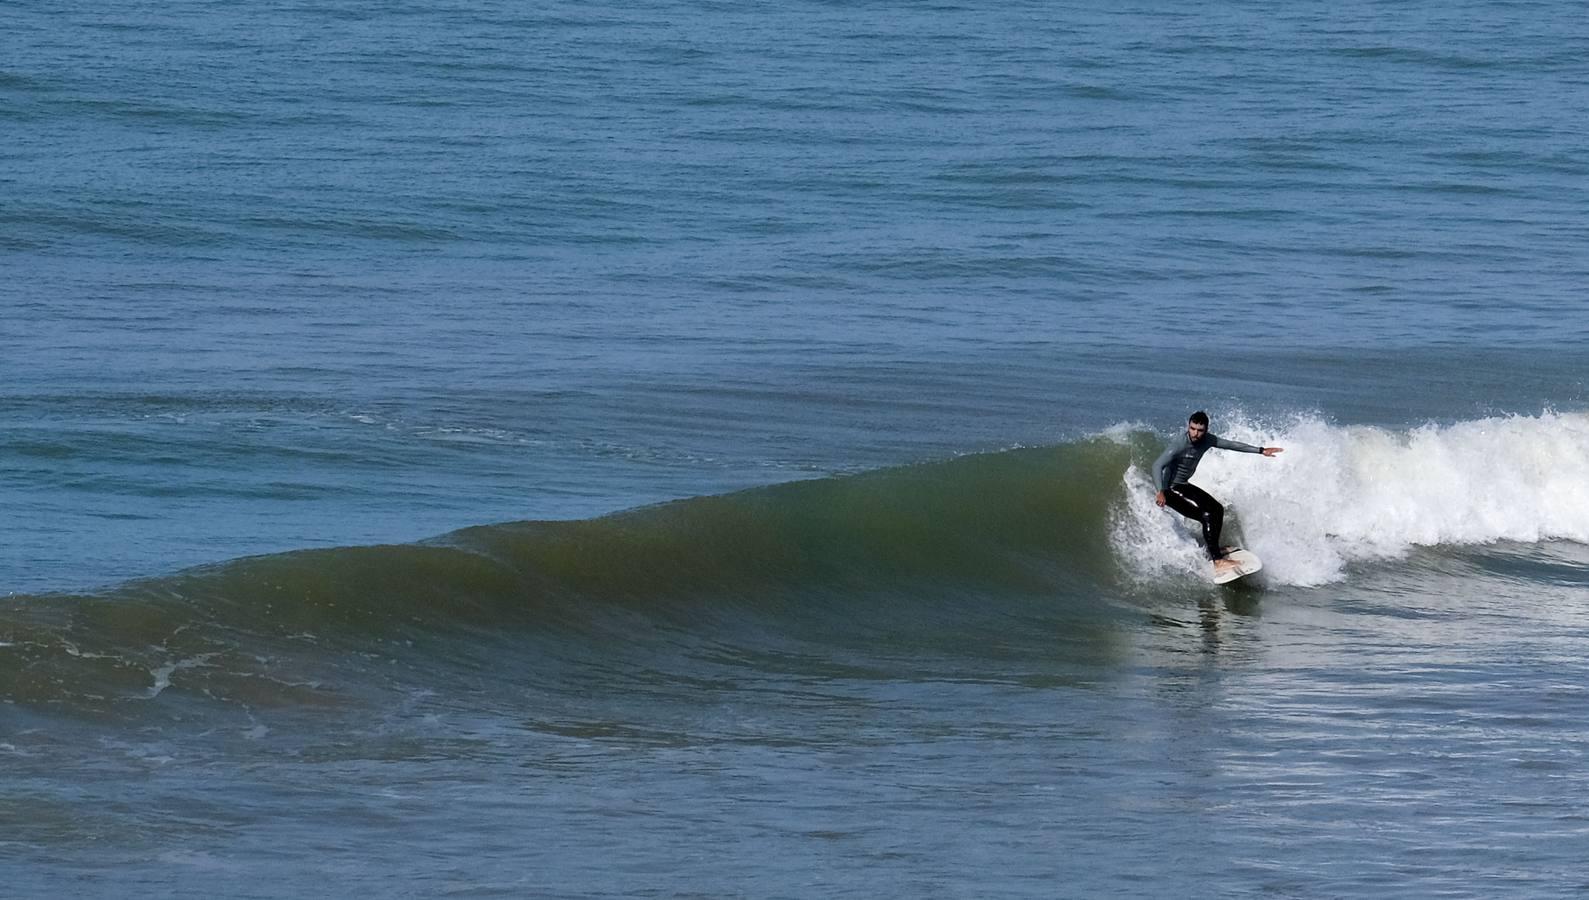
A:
[[1211, 434, 1263, 453], [1152, 442, 1178, 491]]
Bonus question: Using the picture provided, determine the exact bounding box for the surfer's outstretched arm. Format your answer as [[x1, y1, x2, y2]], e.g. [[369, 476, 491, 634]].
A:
[[1212, 435, 1284, 457]]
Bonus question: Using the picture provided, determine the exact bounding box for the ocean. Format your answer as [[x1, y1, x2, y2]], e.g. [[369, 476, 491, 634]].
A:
[[4, 0, 1589, 896]]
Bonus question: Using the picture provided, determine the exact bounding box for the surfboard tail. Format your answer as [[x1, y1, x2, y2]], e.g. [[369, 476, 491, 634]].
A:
[[1213, 548, 1262, 584]]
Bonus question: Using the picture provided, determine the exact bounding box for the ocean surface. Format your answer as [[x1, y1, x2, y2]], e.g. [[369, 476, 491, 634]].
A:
[[5, 0, 1589, 896]]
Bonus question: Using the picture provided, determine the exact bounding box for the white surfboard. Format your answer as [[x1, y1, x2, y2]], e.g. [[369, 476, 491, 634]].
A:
[[1212, 548, 1262, 584]]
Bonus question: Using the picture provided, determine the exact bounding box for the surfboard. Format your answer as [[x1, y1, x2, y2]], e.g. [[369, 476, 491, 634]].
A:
[[1212, 548, 1262, 584]]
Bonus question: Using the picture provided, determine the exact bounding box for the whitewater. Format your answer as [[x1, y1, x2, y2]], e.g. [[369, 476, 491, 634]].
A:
[[1114, 410, 1589, 586]]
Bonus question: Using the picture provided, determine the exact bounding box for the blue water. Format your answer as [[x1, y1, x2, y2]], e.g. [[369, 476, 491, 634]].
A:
[[5, 1, 1589, 896]]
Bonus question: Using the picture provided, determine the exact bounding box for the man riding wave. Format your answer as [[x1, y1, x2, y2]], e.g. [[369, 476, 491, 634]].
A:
[[1154, 411, 1283, 575]]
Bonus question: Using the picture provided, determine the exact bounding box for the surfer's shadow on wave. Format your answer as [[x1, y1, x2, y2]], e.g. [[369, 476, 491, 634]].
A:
[[1148, 589, 1263, 626]]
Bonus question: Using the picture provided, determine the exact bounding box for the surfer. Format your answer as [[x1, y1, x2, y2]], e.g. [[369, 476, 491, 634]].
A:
[[1153, 411, 1283, 574]]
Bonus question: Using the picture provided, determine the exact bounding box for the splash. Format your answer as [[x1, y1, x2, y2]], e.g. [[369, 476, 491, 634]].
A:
[[1112, 411, 1589, 586]]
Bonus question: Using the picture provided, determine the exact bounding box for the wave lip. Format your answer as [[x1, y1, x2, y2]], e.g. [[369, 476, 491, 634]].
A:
[[1112, 411, 1589, 586]]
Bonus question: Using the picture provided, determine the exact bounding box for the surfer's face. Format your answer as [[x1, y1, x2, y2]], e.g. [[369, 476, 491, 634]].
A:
[[1187, 421, 1207, 441]]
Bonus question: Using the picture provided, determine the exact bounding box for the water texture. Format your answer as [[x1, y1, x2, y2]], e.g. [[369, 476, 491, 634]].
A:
[[4, 0, 1589, 896]]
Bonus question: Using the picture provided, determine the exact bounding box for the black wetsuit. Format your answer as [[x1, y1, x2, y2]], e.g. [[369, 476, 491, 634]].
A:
[[1153, 431, 1264, 559]]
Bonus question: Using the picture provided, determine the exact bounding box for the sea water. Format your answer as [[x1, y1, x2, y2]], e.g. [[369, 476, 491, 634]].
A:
[[4, 1, 1589, 896]]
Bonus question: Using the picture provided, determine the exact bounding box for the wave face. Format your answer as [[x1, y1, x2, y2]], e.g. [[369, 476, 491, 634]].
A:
[[5, 412, 1587, 716], [1112, 411, 1589, 586], [0, 439, 1132, 716]]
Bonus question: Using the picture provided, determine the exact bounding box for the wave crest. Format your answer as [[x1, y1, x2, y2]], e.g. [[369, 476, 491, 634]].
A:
[[1112, 411, 1589, 586]]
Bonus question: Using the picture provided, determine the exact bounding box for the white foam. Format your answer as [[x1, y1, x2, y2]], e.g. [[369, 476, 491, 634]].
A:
[[143, 653, 219, 700], [1110, 411, 1589, 587], [1099, 420, 1150, 443]]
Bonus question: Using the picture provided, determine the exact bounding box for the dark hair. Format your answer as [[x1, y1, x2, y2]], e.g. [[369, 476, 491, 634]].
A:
[[1189, 410, 1210, 427]]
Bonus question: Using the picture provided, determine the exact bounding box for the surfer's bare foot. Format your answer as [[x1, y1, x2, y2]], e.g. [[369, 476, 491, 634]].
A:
[[1213, 558, 1238, 572]]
